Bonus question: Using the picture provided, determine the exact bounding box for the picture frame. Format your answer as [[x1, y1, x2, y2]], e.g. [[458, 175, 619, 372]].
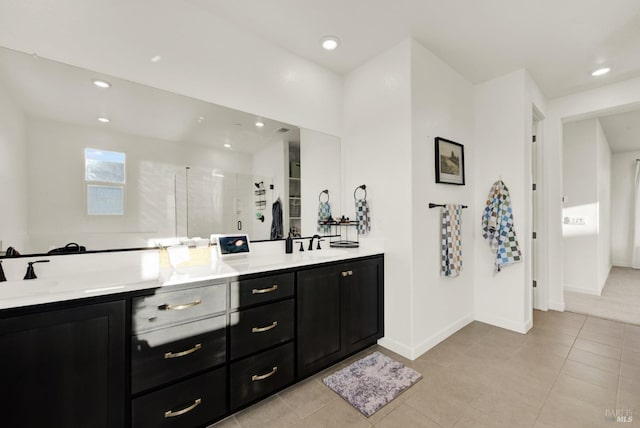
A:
[[435, 137, 465, 185]]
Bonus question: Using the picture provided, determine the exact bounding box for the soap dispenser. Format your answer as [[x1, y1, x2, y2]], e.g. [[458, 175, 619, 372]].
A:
[[285, 234, 293, 254]]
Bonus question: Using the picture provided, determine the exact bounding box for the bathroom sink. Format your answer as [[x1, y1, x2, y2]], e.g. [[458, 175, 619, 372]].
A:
[[1, 279, 60, 299], [301, 248, 353, 260], [314, 248, 349, 256]]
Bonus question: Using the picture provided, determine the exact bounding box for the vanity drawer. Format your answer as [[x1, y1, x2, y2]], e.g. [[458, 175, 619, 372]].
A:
[[132, 282, 227, 333], [131, 315, 227, 394], [132, 367, 226, 428], [230, 272, 294, 309], [230, 342, 294, 410], [230, 299, 294, 359]]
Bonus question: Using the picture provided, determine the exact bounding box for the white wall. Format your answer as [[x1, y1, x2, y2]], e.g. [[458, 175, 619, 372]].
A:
[[596, 120, 611, 291], [544, 75, 640, 310], [0, 0, 343, 137], [300, 129, 342, 238], [611, 151, 640, 267], [343, 39, 414, 357], [343, 39, 479, 359], [473, 69, 543, 333], [409, 40, 475, 356], [562, 119, 599, 293], [26, 117, 252, 252], [0, 77, 27, 252], [560, 117, 610, 295]]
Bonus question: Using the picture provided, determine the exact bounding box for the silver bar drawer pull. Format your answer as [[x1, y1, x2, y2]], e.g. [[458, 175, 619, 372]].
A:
[[252, 366, 278, 381], [252, 284, 278, 294], [157, 299, 202, 311], [252, 321, 278, 333], [164, 343, 202, 359], [164, 398, 202, 418]]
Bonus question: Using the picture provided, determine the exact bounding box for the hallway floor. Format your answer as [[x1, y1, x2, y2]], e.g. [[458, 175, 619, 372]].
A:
[[565, 266, 640, 325], [211, 310, 639, 427]]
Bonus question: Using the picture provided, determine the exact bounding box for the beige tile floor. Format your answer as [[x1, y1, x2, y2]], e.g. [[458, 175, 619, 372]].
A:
[[565, 267, 640, 325], [211, 310, 640, 427]]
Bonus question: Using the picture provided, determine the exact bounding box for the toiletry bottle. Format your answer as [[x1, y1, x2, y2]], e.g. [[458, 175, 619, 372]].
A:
[[285, 234, 293, 254]]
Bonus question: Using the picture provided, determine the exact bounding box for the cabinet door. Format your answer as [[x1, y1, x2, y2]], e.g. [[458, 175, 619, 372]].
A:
[[296, 264, 345, 378], [344, 257, 384, 353], [0, 300, 126, 428]]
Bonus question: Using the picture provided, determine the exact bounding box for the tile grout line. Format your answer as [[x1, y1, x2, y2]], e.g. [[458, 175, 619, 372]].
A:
[[616, 326, 628, 409], [531, 314, 586, 425]]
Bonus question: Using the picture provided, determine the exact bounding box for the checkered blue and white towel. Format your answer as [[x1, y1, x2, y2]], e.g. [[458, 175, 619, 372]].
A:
[[317, 201, 332, 234], [441, 204, 463, 277], [355, 199, 371, 235], [482, 180, 522, 272]]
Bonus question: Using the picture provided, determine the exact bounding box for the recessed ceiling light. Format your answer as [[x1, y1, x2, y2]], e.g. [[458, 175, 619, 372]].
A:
[[97, 117, 110, 123], [591, 67, 611, 77], [321, 36, 340, 51], [92, 79, 111, 89], [224, 143, 232, 148], [255, 121, 265, 128], [150, 55, 162, 63]]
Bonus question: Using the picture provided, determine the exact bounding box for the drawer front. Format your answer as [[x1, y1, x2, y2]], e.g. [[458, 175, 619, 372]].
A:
[[230, 299, 294, 359], [230, 273, 294, 309], [230, 342, 294, 410], [132, 367, 226, 428], [132, 283, 227, 333], [131, 315, 227, 394]]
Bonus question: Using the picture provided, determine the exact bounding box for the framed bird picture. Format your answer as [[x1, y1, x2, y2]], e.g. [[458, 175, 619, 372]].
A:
[[435, 137, 465, 185]]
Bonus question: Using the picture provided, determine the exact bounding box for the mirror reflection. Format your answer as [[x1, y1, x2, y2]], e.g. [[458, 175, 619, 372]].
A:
[[0, 46, 341, 256]]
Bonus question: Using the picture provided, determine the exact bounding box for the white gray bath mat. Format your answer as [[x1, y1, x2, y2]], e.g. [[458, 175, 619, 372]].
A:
[[322, 351, 422, 417]]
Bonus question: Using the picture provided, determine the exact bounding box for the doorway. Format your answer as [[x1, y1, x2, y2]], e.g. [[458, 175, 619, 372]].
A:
[[561, 105, 640, 325]]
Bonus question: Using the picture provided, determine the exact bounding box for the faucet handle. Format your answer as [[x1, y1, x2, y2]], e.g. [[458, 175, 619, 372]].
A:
[[24, 260, 50, 280], [317, 239, 325, 250]]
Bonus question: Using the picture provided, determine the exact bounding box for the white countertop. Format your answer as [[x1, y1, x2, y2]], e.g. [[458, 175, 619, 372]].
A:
[[0, 246, 383, 311]]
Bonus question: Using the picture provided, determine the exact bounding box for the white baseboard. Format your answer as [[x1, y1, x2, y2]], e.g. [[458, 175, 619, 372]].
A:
[[474, 312, 530, 334], [376, 337, 413, 360], [548, 300, 565, 311], [411, 313, 475, 360], [377, 313, 474, 361], [564, 285, 601, 296]]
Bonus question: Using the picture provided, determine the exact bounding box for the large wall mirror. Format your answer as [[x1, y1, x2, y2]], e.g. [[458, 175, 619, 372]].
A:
[[0, 46, 342, 257]]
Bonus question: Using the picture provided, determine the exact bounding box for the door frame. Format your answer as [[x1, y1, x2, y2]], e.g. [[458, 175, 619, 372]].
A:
[[532, 105, 547, 310]]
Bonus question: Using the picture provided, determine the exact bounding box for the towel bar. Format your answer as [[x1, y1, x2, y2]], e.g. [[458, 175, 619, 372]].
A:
[[428, 203, 468, 209]]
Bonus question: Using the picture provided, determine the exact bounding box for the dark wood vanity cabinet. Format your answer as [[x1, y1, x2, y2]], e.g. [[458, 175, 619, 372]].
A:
[[229, 273, 296, 410], [296, 255, 384, 379], [0, 254, 383, 428], [0, 300, 126, 428], [130, 282, 228, 428]]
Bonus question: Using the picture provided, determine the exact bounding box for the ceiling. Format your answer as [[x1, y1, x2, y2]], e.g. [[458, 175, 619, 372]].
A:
[[190, 0, 640, 98], [1, 0, 639, 140], [600, 108, 640, 153]]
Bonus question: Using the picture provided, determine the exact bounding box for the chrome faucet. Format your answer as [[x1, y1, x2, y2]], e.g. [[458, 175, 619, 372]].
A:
[[308, 235, 322, 251]]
